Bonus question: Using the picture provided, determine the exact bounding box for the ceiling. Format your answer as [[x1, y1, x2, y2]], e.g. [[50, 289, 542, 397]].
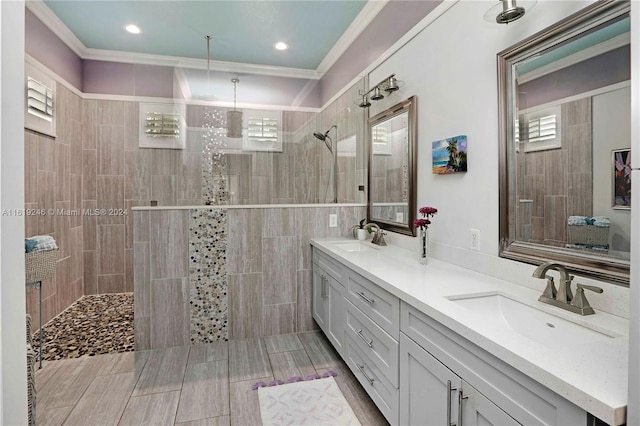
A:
[[43, 0, 369, 72]]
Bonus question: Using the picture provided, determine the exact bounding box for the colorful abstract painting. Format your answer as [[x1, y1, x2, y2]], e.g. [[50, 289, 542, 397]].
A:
[[613, 148, 631, 209], [432, 135, 468, 174]]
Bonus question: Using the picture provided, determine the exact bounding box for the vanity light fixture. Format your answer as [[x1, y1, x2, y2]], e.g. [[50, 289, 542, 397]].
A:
[[274, 41, 288, 51], [358, 74, 400, 108], [385, 76, 399, 93], [371, 87, 384, 101], [124, 24, 142, 34], [359, 95, 371, 108], [484, 0, 537, 24]]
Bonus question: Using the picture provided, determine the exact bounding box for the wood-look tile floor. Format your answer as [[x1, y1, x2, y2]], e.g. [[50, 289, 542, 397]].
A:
[[36, 331, 389, 426]]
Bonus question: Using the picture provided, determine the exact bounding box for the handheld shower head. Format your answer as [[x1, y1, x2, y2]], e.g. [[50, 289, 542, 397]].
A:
[[313, 132, 326, 141], [313, 125, 337, 152]]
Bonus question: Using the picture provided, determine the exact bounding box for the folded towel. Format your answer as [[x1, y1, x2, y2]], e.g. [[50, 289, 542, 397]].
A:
[[25, 239, 37, 253], [592, 216, 611, 227], [25, 236, 58, 253], [567, 216, 588, 226]]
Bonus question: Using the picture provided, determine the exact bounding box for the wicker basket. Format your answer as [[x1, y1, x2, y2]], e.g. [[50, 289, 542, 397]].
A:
[[25, 249, 58, 283], [567, 225, 609, 246]]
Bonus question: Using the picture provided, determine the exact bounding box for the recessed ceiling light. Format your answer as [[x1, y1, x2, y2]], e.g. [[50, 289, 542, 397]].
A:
[[274, 42, 288, 51], [124, 24, 142, 34]]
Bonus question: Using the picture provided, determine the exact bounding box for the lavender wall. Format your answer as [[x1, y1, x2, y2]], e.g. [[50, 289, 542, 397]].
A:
[[25, 8, 82, 90], [82, 61, 176, 98], [319, 0, 442, 105], [518, 46, 630, 108]]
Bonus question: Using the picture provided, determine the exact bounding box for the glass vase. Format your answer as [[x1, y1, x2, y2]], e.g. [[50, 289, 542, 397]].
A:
[[419, 227, 428, 265]]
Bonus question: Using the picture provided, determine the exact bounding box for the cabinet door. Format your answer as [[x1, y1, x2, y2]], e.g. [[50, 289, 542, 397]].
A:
[[312, 267, 328, 330], [326, 275, 346, 355], [400, 333, 461, 426], [461, 380, 520, 426]]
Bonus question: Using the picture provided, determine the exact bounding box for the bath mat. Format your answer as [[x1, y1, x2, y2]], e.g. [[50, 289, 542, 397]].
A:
[[252, 370, 337, 390], [258, 376, 361, 426]]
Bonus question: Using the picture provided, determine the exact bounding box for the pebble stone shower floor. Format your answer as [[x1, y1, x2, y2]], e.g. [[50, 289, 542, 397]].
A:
[[32, 293, 134, 361]]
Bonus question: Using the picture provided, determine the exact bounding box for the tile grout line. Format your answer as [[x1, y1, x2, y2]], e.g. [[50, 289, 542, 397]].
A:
[[171, 345, 192, 425], [114, 353, 151, 425]]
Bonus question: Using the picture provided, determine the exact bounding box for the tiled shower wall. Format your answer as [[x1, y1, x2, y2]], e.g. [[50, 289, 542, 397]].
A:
[[134, 205, 365, 349], [516, 98, 593, 246], [24, 83, 84, 326], [25, 71, 367, 327]]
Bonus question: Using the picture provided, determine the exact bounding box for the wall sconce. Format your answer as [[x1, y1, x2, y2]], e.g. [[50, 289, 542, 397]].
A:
[[358, 74, 400, 108]]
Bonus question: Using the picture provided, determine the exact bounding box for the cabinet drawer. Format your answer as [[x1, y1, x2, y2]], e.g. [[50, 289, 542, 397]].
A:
[[346, 300, 399, 387], [346, 272, 399, 339], [345, 334, 399, 425], [312, 248, 344, 284]]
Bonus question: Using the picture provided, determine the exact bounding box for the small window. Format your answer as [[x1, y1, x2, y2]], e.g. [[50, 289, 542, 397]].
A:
[[242, 109, 282, 152], [25, 61, 57, 137], [520, 105, 562, 152], [27, 77, 54, 122], [246, 117, 278, 143], [138, 102, 186, 149]]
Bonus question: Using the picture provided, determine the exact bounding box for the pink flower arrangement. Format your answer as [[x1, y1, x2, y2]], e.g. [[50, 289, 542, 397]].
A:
[[414, 206, 437, 230]]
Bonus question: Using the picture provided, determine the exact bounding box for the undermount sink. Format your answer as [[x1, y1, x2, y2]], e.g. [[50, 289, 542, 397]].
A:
[[447, 292, 620, 349], [332, 241, 378, 253]]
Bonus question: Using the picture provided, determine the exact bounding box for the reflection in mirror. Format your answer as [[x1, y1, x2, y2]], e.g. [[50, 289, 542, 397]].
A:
[[368, 96, 417, 236], [498, 1, 630, 285]]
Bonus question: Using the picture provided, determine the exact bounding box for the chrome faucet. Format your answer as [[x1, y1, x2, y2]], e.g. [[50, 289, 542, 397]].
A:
[[366, 223, 387, 246], [532, 262, 602, 315], [532, 262, 573, 303]]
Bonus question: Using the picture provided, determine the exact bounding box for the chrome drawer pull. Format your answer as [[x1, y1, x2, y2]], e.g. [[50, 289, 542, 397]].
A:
[[447, 380, 460, 426], [356, 291, 375, 304], [458, 388, 468, 426], [356, 329, 373, 348], [447, 380, 453, 426], [321, 276, 328, 299], [356, 363, 375, 385]]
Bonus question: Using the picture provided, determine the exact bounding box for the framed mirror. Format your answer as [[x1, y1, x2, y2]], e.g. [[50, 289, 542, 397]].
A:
[[368, 96, 417, 236], [498, 1, 631, 285]]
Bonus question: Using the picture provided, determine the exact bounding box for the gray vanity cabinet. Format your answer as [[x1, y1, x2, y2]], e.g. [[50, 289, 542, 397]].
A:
[[311, 246, 588, 426], [399, 333, 518, 426], [312, 250, 347, 356], [401, 302, 586, 425]]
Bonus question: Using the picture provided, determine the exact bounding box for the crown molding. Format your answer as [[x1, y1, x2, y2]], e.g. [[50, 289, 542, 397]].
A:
[[517, 32, 630, 84], [316, 0, 389, 74], [26, 0, 86, 57], [83, 48, 322, 80]]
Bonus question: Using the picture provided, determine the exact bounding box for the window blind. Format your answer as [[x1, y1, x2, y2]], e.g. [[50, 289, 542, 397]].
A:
[[27, 77, 54, 122], [527, 114, 556, 143], [144, 112, 181, 138], [246, 117, 278, 143]]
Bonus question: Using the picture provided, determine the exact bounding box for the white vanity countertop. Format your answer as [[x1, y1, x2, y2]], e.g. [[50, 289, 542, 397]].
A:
[[310, 238, 629, 425]]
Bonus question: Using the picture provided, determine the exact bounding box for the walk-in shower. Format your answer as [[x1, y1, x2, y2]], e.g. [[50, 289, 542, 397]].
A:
[[313, 125, 338, 203]]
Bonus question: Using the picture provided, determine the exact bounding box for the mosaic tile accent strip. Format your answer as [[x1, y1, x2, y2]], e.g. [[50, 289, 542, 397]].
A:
[[32, 293, 134, 361], [202, 108, 229, 205], [189, 208, 228, 343]]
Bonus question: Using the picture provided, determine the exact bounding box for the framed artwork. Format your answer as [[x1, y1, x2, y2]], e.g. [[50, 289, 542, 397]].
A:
[[612, 148, 631, 209], [432, 135, 467, 174]]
